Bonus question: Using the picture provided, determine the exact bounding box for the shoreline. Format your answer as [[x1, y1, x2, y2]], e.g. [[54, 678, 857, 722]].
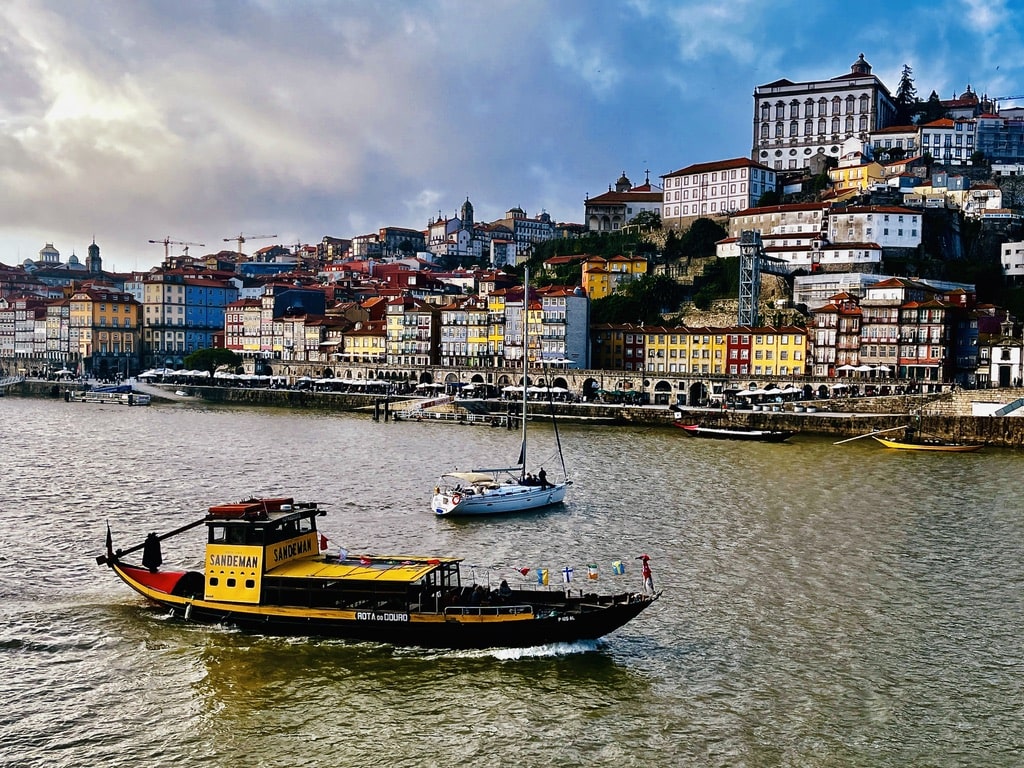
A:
[[10, 378, 1024, 448]]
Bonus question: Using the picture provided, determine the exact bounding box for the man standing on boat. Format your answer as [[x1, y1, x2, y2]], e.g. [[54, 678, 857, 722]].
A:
[[538, 467, 548, 488]]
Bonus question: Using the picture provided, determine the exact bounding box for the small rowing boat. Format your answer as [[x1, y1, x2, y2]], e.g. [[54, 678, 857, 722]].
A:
[[674, 423, 795, 443]]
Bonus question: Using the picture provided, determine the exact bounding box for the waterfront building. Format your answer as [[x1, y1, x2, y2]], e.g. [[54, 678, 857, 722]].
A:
[[386, 295, 440, 367], [591, 323, 644, 371], [184, 276, 238, 356], [485, 289, 509, 369], [746, 327, 808, 378], [584, 171, 663, 233], [438, 296, 491, 368], [339, 320, 386, 365], [69, 286, 141, 378], [537, 284, 589, 368], [752, 53, 897, 172], [977, 319, 1024, 388], [809, 293, 863, 377], [44, 298, 71, 372], [662, 157, 776, 228], [224, 298, 262, 359]]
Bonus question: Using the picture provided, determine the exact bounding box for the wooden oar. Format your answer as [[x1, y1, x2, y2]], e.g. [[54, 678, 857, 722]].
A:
[[833, 425, 908, 445]]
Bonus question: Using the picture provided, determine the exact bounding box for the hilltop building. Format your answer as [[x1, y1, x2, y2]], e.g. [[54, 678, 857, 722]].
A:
[[752, 53, 898, 172]]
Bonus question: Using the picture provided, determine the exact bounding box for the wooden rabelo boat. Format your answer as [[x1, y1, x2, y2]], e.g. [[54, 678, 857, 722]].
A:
[[869, 435, 983, 452], [98, 497, 658, 649], [674, 422, 795, 443]]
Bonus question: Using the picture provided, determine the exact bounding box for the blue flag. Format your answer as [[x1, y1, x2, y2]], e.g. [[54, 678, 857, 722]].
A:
[[612, 560, 625, 575], [537, 568, 548, 586]]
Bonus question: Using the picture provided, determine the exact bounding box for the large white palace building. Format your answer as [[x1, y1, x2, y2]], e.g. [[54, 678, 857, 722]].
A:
[[752, 53, 898, 172]]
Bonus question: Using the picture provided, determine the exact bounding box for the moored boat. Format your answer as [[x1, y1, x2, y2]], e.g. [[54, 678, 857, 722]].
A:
[[870, 435, 983, 452], [674, 423, 795, 443], [98, 496, 658, 649]]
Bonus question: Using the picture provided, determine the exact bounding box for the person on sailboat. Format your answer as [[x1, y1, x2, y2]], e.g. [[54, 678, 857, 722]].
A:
[[538, 467, 548, 488]]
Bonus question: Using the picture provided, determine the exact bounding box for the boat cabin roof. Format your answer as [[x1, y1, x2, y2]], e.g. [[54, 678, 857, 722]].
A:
[[271, 555, 462, 583], [205, 497, 321, 527]]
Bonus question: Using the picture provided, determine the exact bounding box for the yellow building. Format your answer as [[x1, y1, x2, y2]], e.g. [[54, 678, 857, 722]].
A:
[[829, 156, 885, 193], [69, 286, 141, 378], [744, 326, 808, 378], [582, 254, 648, 300]]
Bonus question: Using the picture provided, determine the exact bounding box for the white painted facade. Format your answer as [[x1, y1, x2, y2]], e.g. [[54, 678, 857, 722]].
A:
[[752, 54, 897, 171], [661, 158, 776, 224]]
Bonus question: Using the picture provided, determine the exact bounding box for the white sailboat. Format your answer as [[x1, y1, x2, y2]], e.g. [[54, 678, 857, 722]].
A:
[[431, 268, 570, 516]]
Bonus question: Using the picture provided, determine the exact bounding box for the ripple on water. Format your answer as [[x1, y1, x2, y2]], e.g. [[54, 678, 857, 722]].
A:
[[1, 399, 1023, 766]]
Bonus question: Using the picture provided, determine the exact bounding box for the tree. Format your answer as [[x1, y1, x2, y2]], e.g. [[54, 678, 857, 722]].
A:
[[662, 229, 684, 262], [680, 217, 728, 260], [922, 90, 946, 123], [895, 64, 917, 124], [629, 210, 662, 230], [756, 189, 782, 207], [185, 348, 243, 378]]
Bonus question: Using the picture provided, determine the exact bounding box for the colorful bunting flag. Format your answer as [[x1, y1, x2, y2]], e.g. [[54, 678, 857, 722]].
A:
[[587, 564, 599, 580], [562, 566, 574, 583], [339, 546, 348, 561], [319, 534, 329, 551], [537, 568, 548, 586], [612, 560, 625, 575], [517, 567, 530, 576]]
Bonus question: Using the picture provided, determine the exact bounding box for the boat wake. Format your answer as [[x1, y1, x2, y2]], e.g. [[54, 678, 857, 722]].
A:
[[483, 640, 603, 660]]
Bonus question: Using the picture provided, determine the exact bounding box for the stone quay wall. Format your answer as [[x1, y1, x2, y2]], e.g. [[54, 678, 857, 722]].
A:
[[11, 379, 1024, 448]]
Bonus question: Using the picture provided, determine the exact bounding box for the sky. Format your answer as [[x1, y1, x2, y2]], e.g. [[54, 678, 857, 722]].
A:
[[1, 0, 1022, 272]]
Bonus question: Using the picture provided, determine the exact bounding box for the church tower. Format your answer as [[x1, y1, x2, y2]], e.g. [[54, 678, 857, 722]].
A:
[[85, 238, 102, 274], [460, 197, 474, 230]]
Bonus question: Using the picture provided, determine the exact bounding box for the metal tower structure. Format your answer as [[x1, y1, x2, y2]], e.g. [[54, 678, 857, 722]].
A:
[[738, 230, 763, 327]]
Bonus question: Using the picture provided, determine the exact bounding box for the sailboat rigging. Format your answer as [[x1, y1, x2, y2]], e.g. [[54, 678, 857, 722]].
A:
[[430, 267, 571, 516]]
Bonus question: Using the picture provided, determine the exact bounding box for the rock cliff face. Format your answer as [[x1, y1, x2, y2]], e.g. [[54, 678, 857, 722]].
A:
[[667, 294, 807, 329]]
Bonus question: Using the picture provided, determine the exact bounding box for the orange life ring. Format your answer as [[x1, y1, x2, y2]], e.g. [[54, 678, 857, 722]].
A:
[[451, 493, 462, 505]]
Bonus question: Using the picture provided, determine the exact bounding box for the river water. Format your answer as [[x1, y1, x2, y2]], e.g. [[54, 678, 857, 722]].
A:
[[0, 397, 1021, 767]]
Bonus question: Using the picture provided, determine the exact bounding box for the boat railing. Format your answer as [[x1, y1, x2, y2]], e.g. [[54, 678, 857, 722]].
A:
[[444, 604, 534, 618]]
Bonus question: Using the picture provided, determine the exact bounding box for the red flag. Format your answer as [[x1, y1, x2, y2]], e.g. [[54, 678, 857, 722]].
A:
[[319, 534, 328, 551], [517, 567, 530, 576], [360, 556, 372, 565]]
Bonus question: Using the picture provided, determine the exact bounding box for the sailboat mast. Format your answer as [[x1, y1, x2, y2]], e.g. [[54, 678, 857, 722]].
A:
[[520, 267, 529, 480]]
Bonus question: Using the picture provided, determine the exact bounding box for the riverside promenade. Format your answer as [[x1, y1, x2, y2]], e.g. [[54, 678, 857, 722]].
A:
[[13, 376, 1024, 448]]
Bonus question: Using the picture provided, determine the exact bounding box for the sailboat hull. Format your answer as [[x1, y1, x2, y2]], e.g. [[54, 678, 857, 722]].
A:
[[433, 482, 567, 516]]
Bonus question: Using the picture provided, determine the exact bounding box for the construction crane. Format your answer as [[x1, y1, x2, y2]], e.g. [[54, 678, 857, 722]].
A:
[[148, 237, 205, 260], [224, 232, 277, 256]]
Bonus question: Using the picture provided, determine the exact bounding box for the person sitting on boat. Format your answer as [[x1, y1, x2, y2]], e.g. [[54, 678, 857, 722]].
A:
[[497, 580, 513, 602], [538, 468, 548, 488]]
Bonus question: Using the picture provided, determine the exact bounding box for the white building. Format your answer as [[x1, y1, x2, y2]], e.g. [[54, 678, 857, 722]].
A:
[[828, 205, 921, 250], [1001, 241, 1024, 282], [917, 117, 976, 166], [661, 157, 776, 226], [752, 53, 898, 172]]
